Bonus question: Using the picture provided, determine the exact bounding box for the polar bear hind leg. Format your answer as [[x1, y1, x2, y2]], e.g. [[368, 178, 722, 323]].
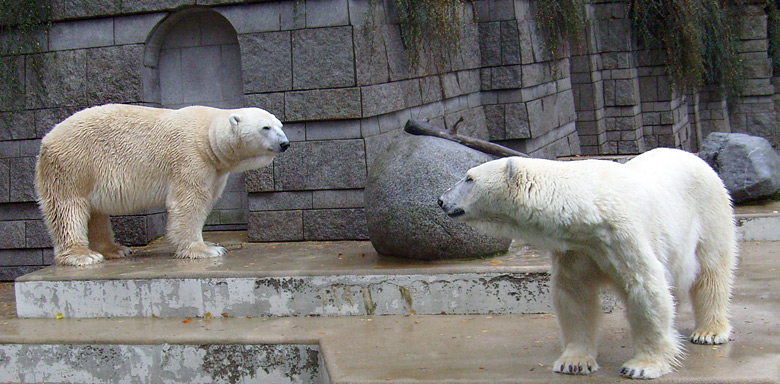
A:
[[689, 237, 736, 345], [88, 212, 132, 259], [44, 197, 104, 266]]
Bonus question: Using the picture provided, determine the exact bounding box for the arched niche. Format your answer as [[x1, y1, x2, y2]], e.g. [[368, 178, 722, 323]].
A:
[[142, 7, 243, 109]]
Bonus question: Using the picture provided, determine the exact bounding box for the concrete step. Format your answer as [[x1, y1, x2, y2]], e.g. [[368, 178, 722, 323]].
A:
[[14, 204, 776, 320], [14, 233, 558, 319], [1, 239, 778, 383]]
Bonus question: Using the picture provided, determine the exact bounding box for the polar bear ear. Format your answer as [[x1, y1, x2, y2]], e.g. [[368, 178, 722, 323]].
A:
[[228, 114, 242, 130], [505, 158, 516, 180]]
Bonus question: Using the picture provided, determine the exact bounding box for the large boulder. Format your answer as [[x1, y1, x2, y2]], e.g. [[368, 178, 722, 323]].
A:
[[365, 132, 511, 260], [699, 132, 780, 203]]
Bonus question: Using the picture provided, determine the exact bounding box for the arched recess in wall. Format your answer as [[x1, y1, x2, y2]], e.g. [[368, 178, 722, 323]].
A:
[[142, 7, 243, 109]]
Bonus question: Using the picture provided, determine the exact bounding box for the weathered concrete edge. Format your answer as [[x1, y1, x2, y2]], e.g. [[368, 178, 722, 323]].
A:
[[737, 214, 780, 241], [15, 272, 553, 319]]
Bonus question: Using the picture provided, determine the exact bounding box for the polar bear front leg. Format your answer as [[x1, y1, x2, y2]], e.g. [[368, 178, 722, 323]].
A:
[[88, 212, 132, 259], [165, 180, 226, 259], [616, 258, 682, 380], [551, 252, 604, 375]]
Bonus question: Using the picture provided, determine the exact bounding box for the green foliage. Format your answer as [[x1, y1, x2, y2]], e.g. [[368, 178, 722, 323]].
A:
[[392, 0, 469, 70], [630, 0, 743, 100], [0, 0, 52, 54], [767, 1, 780, 74], [535, 0, 586, 58]]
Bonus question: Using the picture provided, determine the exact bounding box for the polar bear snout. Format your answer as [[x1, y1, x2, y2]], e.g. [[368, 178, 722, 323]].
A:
[[280, 141, 290, 152], [438, 193, 465, 218]]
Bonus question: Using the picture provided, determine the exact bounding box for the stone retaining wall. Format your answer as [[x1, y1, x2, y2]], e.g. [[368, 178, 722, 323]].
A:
[[0, 0, 778, 279]]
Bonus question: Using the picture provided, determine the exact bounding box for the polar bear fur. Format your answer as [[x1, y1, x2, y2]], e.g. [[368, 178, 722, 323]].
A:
[[35, 104, 289, 266], [439, 148, 737, 379]]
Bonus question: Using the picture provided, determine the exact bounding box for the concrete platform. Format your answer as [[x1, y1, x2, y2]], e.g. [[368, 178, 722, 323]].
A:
[[14, 233, 558, 319], [0, 241, 778, 383]]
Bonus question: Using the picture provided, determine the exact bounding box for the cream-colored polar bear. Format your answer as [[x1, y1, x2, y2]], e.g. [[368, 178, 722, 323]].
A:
[[35, 104, 289, 266], [439, 148, 736, 379]]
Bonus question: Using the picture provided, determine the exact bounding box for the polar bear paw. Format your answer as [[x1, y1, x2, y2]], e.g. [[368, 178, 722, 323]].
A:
[[620, 356, 672, 380], [97, 244, 133, 259], [690, 326, 731, 345], [553, 353, 599, 375], [176, 242, 226, 259], [56, 247, 105, 266]]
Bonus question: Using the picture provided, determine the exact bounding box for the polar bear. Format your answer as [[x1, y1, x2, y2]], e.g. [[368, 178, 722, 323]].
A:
[[35, 104, 289, 266], [438, 148, 736, 379]]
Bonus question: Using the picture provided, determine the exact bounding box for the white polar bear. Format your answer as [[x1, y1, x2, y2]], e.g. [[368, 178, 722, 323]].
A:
[[35, 104, 289, 266], [438, 148, 736, 379]]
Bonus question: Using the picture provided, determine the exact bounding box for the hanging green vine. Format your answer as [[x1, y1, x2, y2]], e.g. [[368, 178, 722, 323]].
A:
[[391, 0, 470, 71], [630, 0, 743, 100], [536, 0, 745, 102], [535, 0, 586, 58], [0, 0, 52, 99]]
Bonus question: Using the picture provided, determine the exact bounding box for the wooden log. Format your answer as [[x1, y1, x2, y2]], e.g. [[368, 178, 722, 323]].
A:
[[404, 119, 529, 158]]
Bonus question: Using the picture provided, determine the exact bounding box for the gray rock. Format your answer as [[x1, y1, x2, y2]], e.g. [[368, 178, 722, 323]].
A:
[[699, 132, 780, 203], [365, 132, 511, 260]]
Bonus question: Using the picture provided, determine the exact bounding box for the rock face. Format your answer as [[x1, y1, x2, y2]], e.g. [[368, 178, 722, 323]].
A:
[[699, 132, 780, 203], [365, 132, 512, 260]]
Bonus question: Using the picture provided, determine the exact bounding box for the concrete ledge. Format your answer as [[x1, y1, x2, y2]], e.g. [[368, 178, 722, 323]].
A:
[[15, 235, 553, 319]]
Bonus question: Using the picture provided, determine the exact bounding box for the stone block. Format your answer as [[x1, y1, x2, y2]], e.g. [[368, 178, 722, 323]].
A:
[[87, 45, 144, 104], [248, 210, 303, 242], [285, 88, 362, 121], [244, 93, 285, 120], [223, 173, 246, 193], [146, 212, 167, 243], [0, 160, 8, 203], [354, 25, 390, 85], [490, 65, 523, 90], [49, 18, 114, 51], [400, 79, 422, 108], [48, 0, 117, 18], [114, 12, 166, 45], [362, 82, 405, 117], [500, 20, 521, 65], [239, 32, 292, 93], [0, 56, 26, 111], [0, 221, 24, 249], [420, 76, 443, 104], [0, 249, 43, 267], [217, 209, 246, 225], [0, 202, 42, 221], [484, 104, 505, 141], [120, 0, 191, 13], [111, 215, 148, 246], [303, 208, 368, 241], [9, 157, 36, 202], [478, 22, 501, 67], [280, 0, 306, 30], [0, 111, 35, 141], [505, 103, 531, 139], [306, 0, 349, 27], [212, 191, 245, 210], [740, 15, 767, 40], [274, 139, 367, 190], [292, 27, 355, 89], [25, 220, 52, 248], [245, 166, 274, 193], [26, 50, 87, 109], [306, 120, 361, 141], [312, 189, 364, 209], [248, 191, 312, 211], [217, 3, 280, 34]]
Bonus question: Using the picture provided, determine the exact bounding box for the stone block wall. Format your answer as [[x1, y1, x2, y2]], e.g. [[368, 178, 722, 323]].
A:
[[1, 0, 780, 279]]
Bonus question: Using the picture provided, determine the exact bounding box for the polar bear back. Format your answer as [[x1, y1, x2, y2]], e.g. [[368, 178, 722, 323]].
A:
[[37, 104, 226, 215]]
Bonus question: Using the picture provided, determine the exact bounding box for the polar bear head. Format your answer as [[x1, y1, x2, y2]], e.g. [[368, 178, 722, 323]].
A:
[[227, 107, 289, 156], [438, 157, 513, 224]]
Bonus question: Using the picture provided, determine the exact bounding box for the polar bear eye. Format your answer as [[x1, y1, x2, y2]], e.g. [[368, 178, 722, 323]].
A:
[[465, 175, 474, 182], [262, 126, 271, 131]]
